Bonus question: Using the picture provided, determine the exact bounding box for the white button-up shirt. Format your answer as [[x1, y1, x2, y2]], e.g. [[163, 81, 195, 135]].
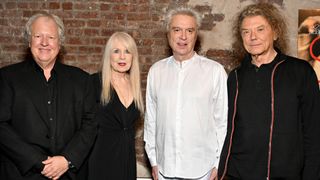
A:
[[144, 53, 228, 178]]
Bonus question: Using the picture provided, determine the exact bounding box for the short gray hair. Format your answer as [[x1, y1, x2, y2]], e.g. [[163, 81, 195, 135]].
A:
[[165, 6, 202, 32], [24, 12, 65, 45]]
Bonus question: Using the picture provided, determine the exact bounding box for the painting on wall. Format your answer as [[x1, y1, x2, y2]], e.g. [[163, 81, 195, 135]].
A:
[[297, 9, 320, 88]]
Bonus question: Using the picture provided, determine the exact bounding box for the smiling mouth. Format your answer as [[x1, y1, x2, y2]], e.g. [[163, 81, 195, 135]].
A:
[[39, 48, 51, 52]]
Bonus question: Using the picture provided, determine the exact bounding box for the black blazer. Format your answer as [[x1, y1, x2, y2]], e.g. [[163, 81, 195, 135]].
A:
[[0, 59, 98, 180]]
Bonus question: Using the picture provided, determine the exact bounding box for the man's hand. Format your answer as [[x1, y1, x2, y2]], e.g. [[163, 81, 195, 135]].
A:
[[209, 167, 218, 180], [152, 166, 159, 180], [41, 156, 69, 180]]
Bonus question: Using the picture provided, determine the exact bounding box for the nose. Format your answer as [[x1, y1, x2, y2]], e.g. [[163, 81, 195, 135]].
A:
[[250, 31, 257, 40], [180, 30, 187, 40], [120, 51, 126, 59], [40, 36, 49, 46]]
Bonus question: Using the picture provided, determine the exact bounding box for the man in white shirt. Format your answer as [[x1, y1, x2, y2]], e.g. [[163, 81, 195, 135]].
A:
[[144, 6, 228, 180]]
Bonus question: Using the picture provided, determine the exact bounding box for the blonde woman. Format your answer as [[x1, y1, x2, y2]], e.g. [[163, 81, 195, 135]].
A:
[[88, 32, 144, 180]]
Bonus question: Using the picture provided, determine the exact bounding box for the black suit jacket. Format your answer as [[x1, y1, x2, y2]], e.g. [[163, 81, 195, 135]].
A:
[[0, 59, 98, 180]]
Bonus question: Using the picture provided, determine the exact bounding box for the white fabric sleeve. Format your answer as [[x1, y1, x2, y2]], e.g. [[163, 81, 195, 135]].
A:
[[144, 68, 157, 167], [213, 65, 228, 169]]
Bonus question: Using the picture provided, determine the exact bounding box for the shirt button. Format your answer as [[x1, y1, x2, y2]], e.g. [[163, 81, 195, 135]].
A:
[[48, 101, 51, 104], [49, 118, 53, 121], [46, 135, 54, 140]]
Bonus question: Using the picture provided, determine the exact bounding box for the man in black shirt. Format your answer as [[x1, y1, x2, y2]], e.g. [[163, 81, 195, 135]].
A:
[[0, 12, 97, 180], [218, 3, 320, 180]]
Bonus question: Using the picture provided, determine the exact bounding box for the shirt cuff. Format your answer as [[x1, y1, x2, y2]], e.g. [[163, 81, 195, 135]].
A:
[[214, 157, 220, 170], [149, 157, 157, 167]]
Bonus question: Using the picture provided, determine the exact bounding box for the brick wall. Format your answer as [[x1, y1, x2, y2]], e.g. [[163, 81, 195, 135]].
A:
[[0, 1, 235, 177], [1, 0, 318, 177], [0, 1, 241, 76]]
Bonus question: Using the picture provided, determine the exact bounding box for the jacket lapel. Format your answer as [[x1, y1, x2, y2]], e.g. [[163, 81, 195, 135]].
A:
[[54, 63, 73, 134], [19, 61, 50, 127]]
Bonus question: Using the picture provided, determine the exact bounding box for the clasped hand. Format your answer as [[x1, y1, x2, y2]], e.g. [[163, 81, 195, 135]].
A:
[[41, 156, 68, 180]]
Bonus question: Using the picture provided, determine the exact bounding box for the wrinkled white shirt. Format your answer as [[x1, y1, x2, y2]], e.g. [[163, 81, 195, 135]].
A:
[[144, 53, 228, 178]]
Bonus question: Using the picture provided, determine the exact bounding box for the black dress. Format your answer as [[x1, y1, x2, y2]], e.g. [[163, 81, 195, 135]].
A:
[[88, 73, 140, 180]]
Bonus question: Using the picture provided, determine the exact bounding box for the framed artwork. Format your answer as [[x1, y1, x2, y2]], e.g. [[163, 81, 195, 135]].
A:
[[297, 9, 320, 87]]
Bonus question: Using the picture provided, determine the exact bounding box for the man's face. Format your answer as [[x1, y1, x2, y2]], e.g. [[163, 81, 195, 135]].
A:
[[30, 16, 60, 68], [167, 14, 198, 61], [240, 15, 276, 57]]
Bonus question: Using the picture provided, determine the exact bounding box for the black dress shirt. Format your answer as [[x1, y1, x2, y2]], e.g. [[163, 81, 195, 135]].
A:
[[228, 54, 281, 178]]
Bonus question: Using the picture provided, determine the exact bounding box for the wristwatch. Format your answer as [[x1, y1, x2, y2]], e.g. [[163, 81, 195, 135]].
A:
[[68, 160, 75, 169]]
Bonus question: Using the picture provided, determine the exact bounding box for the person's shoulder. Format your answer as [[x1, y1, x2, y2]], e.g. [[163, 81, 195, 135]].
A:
[[90, 72, 100, 78], [0, 60, 29, 74], [57, 63, 89, 77], [198, 55, 225, 70], [281, 54, 305, 64], [282, 54, 313, 69], [90, 72, 101, 84], [279, 54, 317, 78], [1, 60, 27, 70], [149, 56, 171, 70]]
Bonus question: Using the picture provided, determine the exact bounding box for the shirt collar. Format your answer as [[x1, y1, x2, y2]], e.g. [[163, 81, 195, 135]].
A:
[[243, 50, 283, 70], [30, 58, 59, 75], [171, 52, 197, 68]]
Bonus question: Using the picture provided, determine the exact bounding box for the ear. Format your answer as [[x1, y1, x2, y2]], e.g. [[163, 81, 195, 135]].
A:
[[273, 32, 278, 41]]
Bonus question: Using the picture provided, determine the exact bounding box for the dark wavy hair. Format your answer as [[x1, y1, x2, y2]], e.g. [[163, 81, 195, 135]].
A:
[[232, 3, 288, 62]]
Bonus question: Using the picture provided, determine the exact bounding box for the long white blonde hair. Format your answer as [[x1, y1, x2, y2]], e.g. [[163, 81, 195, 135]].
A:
[[100, 32, 144, 113]]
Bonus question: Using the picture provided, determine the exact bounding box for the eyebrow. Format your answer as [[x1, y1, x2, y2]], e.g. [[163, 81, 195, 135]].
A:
[[171, 26, 195, 29], [256, 25, 265, 28], [241, 24, 266, 30]]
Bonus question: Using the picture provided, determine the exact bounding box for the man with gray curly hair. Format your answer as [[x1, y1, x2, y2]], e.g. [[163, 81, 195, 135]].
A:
[[144, 6, 228, 180], [0, 12, 97, 180]]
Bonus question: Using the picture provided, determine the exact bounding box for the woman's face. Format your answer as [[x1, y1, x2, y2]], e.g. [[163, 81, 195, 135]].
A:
[[110, 39, 133, 73], [240, 15, 277, 57]]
